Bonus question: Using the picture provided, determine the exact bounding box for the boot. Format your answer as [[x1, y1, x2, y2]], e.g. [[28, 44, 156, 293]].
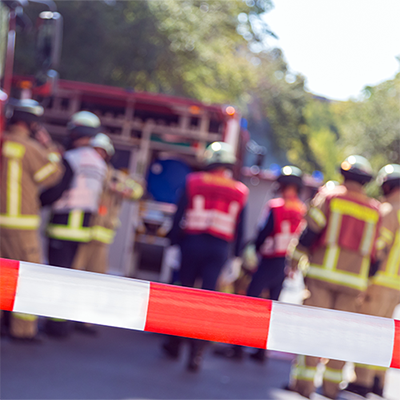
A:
[[44, 319, 72, 338], [343, 382, 369, 398], [213, 344, 243, 360], [74, 322, 98, 336], [162, 335, 182, 359], [249, 348, 267, 363], [371, 377, 384, 397], [187, 339, 206, 372]]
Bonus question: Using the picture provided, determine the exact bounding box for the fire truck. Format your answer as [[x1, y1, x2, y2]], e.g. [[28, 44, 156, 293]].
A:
[[33, 78, 248, 280], [1, 1, 248, 280], [0, 0, 62, 130], [1, 1, 320, 282]]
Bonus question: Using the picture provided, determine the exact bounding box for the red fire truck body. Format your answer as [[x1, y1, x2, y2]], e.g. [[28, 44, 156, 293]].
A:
[[1, 1, 252, 280]]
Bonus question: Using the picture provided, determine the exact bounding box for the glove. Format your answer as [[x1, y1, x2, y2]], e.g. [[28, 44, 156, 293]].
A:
[[242, 244, 258, 271], [219, 257, 242, 286], [286, 240, 309, 275], [163, 245, 181, 271]]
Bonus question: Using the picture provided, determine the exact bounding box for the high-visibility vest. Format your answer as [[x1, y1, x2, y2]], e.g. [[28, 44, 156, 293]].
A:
[[47, 147, 107, 242], [184, 172, 248, 242], [371, 210, 400, 291], [307, 193, 380, 291], [51, 147, 107, 213], [47, 209, 92, 242], [260, 197, 306, 258]]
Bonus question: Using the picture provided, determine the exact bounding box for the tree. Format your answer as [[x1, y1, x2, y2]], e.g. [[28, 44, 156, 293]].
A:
[[332, 72, 400, 170], [12, 0, 321, 173], [14, 0, 273, 103]]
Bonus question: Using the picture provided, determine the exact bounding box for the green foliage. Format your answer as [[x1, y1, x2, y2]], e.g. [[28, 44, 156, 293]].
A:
[[11, 0, 397, 181], [14, 0, 274, 104], [303, 99, 342, 179], [332, 73, 400, 169]]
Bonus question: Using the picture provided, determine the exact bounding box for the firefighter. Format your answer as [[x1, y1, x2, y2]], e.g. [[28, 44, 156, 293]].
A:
[[215, 166, 306, 362], [345, 164, 400, 398], [40, 111, 108, 337], [162, 141, 249, 372], [285, 155, 381, 399], [72, 133, 143, 275], [0, 99, 63, 341]]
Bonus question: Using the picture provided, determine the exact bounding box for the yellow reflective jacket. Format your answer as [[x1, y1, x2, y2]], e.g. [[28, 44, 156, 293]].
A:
[[0, 125, 63, 231], [90, 166, 144, 244], [370, 190, 400, 291]]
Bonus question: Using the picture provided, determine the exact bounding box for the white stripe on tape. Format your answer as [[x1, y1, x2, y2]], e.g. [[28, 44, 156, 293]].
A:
[[14, 262, 150, 330], [267, 302, 394, 367]]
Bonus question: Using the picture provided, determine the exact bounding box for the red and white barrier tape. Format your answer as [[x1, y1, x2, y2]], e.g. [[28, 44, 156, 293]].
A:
[[1, 258, 399, 368]]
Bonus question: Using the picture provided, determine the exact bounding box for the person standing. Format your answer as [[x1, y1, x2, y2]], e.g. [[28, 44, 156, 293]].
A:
[[0, 99, 63, 341], [72, 133, 144, 275], [286, 155, 382, 400], [215, 166, 306, 362], [345, 164, 400, 398], [40, 111, 107, 337], [162, 141, 248, 372], [248, 165, 306, 362]]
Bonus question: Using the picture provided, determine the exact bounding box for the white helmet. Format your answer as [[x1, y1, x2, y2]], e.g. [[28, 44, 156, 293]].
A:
[[67, 111, 101, 138], [90, 133, 115, 157], [203, 141, 236, 169], [7, 98, 44, 123]]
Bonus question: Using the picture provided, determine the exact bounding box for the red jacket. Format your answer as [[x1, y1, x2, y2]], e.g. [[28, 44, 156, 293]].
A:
[[259, 197, 306, 258], [184, 171, 248, 242]]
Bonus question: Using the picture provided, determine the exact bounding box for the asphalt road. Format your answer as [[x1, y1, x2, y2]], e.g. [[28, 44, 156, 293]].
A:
[[1, 321, 399, 400], [1, 275, 399, 400], [1, 324, 295, 400]]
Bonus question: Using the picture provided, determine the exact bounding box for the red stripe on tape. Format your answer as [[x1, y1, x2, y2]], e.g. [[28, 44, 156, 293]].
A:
[[0, 258, 20, 311], [145, 283, 272, 348], [390, 319, 400, 369]]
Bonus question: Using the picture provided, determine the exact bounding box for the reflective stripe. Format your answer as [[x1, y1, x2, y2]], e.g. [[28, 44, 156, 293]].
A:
[[308, 264, 368, 291], [380, 226, 394, 244], [291, 365, 317, 381], [34, 162, 57, 183], [3, 141, 25, 158], [47, 225, 91, 242], [48, 152, 61, 163], [13, 312, 37, 322], [354, 363, 388, 371], [0, 214, 40, 229], [387, 212, 400, 277], [323, 245, 340, 271], [7, 159, 21, 216], [290, 355, 317, 382], [69, 210, 83, 228], [326, 211, 342, 245], [360, 221, 376, 256], [372, 211, 400, 289], [91, 226, 115, 244], [47, 210, 91, 241], [372, 272, 400, 290], [309, 207, 326, 229], [3, 148, 40, 230], [262, 221, 299, 256], [323, 367, 342, 383], [4, 142, 25, 217], [330, 198, 379, 223], [186, 195, 239, 237]]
